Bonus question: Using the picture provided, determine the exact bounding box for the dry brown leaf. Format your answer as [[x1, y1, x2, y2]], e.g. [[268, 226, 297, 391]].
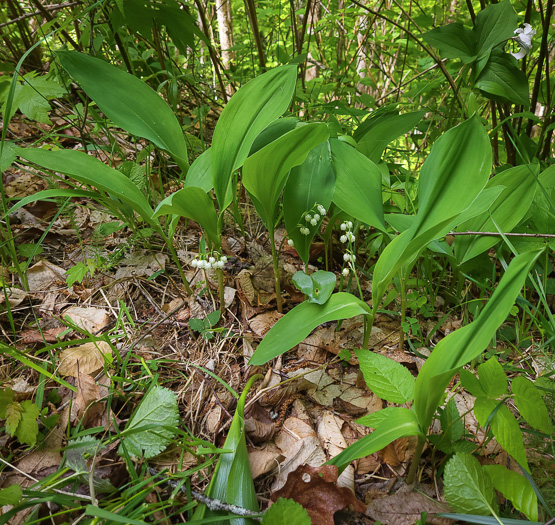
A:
[[205, 406, 222, 434], [248, 443, 283, 478], [249, 311, 283, 338], [271, 464, 366, 525], [26, 260, 66, 291], [380, 437, 410, 468], [71, 373, 103, 426], [20, 326, 67, 344], [63, 306, 111, 334], [0, 287, 27, 309], [58, 341, 112, 377], [113, 251, 167, 279], [245, 402, 276, 443], [366, 491, 452, 525]]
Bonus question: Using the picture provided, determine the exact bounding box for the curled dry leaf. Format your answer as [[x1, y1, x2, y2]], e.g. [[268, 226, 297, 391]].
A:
[[271, 464, 366, 525], [0, 287, 27, 309], [63, 306, 111, 334], [26, 260, 66, 292], [248, 442, 283, 478], [71, 373, 103, 427], [249, 310, 283, 338], [58, 341, 112, 377]]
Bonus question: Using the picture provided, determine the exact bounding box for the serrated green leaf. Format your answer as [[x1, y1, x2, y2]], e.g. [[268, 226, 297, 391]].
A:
[[15, 400, 39, 446], [0, 484, 22, 506], [511, 376, 554, 434], [477, 357, 508, 397], [474, 397, 529, 472], [437, 397, 464, 451], [444, 453, 498, 515], [460, 369, 486, 397], [483, 465, 538, 521], [262, 498, 311, 525], [5, 403, 22, 436], [118, 386, 178, 458], [355, 350, 415, 403], [0, 389, 14, 418], [66, 436, 105, 473]]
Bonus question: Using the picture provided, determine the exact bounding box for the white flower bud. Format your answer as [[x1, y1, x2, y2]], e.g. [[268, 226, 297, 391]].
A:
[[340, 235, 347, 243], [343, 253, 351, 262], [191, 259, 198, 268], [209, 256, 216, 264], [317, 205, 326, 215], [342, 268, 350, 277], [310, 218, 318, 226], [305, 214, 312, 222], [340, 223, 347, 231], [300, 227, 310, 235], [347, 221, 353, 229], [205, 262, 212, 269], [287, 239, 294, 246], [313, 214, 320, 221]]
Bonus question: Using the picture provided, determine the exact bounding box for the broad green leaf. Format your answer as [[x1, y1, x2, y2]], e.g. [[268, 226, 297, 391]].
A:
[[250, 117, 300, 155], [527, 165, 555, 234], [330, 138, 385, 231], [193, 375, 260, 524], [356, 406, 405, 427], [16, 148, 159, 232], [511, 376, 554, 434], [354, 110, 425, 163], [5, 403, 22, 436], [57, 51, 189, 171], [283, 141, 335, 264], [0, 484, 22, 506], [243, 124, 329, 231], [476, 357, 508, 398], [153, 187, 219, 249], [212, 65, 297, 209], [413, 250, 542, 432], [460, 369, 487, 397], [292, 271, 336, 305], [355, 350, 415, 404], [185, 148, 213, 192], [474, 397, 529, 471], [249, 293, 371, 365], [372, 116, 491, 305], [15, 400, 39, 446], [455, 164, 539, 264], [118, 386, 179, 459], [326, 408, 422, 472], [444, 453, 498, 516], [432, 397, 465, 453], [483, 465, 538, 521], [261, 498, 311, 525], [475, 51, 529, 106], [474, 0, 518, 58], [422, 23, 477, 63]]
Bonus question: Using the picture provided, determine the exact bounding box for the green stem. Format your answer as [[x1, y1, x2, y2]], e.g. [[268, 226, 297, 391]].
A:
[[406, 435, 425, 484], [218, 269, 225, 316], [269, 226, 283, 314], [399, 273, 407, 351]]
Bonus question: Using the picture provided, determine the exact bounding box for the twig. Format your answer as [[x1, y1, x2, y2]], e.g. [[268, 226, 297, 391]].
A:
[[147, 467, 262, 521], [0, 2, 82, 29], [447, 231, 555, 239]]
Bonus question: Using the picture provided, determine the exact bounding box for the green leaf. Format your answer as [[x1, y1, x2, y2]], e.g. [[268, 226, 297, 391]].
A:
[[249, 293, 371, 366], [455, 164, 540, 264], [444, 453, 498, 516], [283, 141, 336, 264], [511, 376, 554, 434], [15, 400, 39, 446], [460, 369, 487, 397], [474, 0, 518, 58], [153, 186, 219, 249], [354, 110, 425, 163], [483, 465, 538, 521], [330, 138, 385, 231], [243, 123, 329, 231], [262, 498, 311, 525], [5, 403, 22, 436], [0, 389, 14, 418], [185, 147, 213, 192], [193, 376, 261, 524], [326, 408, 423, 472], [118, 386, 179, 458], [211, 65, 297, 209], [0, 484, 23, 506], [16, 148, 159, 233], [476, 357, 508, 398], [422, 23, 477, 63], [188, 318, 205, 333], [372, 115, 491, 306], [475, 51, 529, 106], [474, 397, 529, 472], [413, 250, 542, 434], [434, 397, 464, 453], [56, 51, 189, 171], [355, 350, 415, 403], [292, 270, 336, 305], [66, 436, 105, 473]]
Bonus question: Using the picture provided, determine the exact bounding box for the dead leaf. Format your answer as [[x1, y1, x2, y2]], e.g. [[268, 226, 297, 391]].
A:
[[0, 287, 27, 309], [26, 260, 66, 291], [366, 491, 452, 525], [271, 464, 366, 525], [248, 443, 283, 478], [380, 437, 410, 468], [63, 306, 111, 334], [245, 402, 276, 443], [249, 311, 283, 338], [20, 326, 67, 344], [114, 251, 167, 279], [58, 341, 112, 377], [71, 373, 103, 426]]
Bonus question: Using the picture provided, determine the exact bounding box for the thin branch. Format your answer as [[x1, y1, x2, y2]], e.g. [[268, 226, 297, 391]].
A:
[[448, 231, 555, 239], [0, 2, 82, 29]]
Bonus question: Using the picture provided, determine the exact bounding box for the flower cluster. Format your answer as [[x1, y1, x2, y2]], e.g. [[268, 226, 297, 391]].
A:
[[339, 220, 356, 277], [339, 221, 355, 243], [511, 23, 536, 60], [299, 203, 327, 236], [191, 254, 228, 270]]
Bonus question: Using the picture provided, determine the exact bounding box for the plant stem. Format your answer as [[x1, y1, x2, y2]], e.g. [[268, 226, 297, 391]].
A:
[[399, 273, 407, 351], [269, 226, 283, 313], [218, 269, 225, 316], [406, 435, 425, 484]]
